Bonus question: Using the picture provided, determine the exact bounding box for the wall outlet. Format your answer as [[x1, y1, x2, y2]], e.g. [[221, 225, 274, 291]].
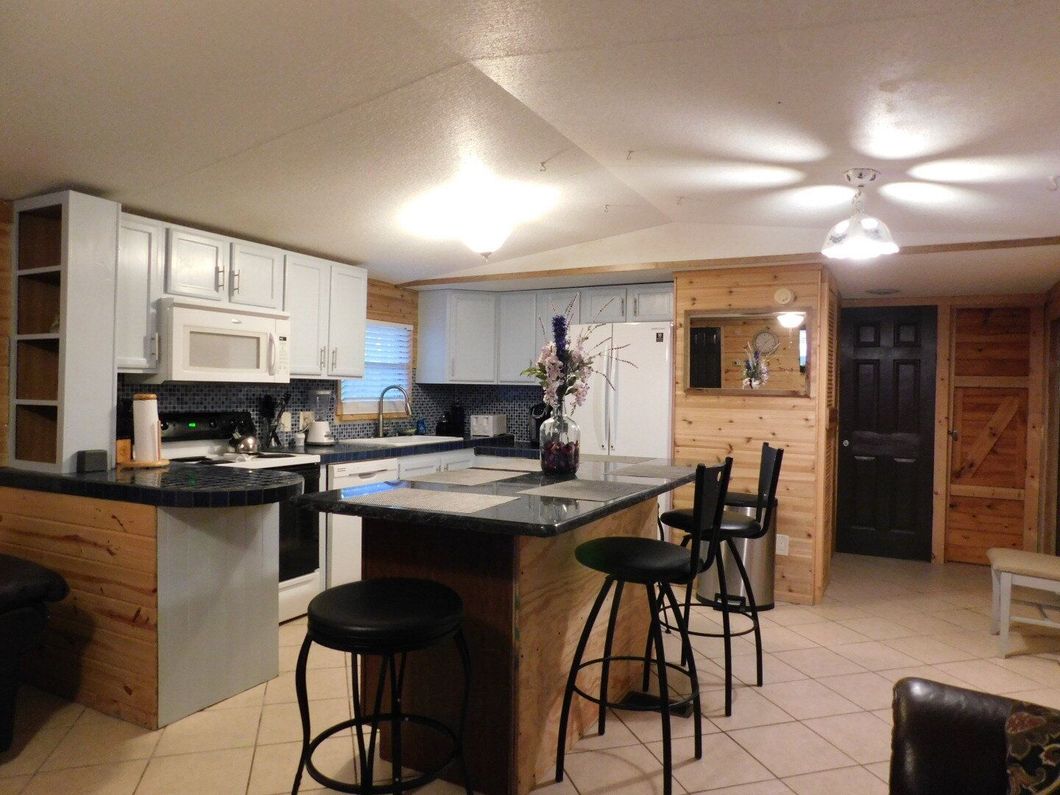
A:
[[775, 533, 790, 556], [278, 411, 292, 432], [299, 411, 315, 430]]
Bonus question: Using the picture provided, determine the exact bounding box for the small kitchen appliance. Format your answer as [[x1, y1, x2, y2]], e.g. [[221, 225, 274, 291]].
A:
[[470, 414, 507, 437], [528, 402, 551, 449], [306, 389, 335, 445]]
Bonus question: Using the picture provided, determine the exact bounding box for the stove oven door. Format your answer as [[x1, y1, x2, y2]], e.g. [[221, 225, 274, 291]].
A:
[[271, 462, 322, 621]]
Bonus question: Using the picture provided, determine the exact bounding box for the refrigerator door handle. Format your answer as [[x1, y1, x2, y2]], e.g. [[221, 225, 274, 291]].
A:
[[609, 348, 618, 452]]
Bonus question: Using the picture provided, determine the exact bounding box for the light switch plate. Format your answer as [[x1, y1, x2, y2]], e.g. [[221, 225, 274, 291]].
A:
[[776, 534, 790, 556], [299, 411, 315, 430], [279, 411, 292, 432]]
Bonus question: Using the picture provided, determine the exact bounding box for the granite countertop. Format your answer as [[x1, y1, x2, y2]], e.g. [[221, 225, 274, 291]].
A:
[[0, 465, 304, 508], [267, 434, 516, 464], [295, 456, 695, 537]]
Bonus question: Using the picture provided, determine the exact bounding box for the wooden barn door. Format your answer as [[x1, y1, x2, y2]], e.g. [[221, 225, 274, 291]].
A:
[[946, 307, 1036, 564]]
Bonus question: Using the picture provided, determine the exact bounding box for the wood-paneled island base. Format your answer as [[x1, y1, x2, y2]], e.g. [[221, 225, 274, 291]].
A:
[[298, 457, 695, 795]]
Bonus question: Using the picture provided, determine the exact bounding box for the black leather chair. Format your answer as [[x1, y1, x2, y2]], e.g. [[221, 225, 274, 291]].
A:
[[556, 460, 731, 795], [891, 677, 1013, 795], [0, 554, 69, 752], [658, 443, 783, 715], [292, 577, 472, 795]]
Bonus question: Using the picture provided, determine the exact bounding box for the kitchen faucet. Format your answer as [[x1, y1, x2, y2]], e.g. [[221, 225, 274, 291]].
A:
[[377, 384, 412, 437]]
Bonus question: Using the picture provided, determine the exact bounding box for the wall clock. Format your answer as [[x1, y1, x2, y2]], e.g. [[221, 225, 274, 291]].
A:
[[753, 329, 780, 356]]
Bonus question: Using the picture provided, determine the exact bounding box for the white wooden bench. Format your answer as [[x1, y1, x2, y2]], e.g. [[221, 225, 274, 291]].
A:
[[987, 547, 1060, 657]]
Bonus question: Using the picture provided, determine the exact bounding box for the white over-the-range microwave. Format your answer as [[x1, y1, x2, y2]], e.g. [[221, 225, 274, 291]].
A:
[[136, 298, 291, 383]]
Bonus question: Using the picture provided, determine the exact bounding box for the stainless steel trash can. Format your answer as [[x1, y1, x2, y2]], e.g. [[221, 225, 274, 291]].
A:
[[695, 504, 775, 611]]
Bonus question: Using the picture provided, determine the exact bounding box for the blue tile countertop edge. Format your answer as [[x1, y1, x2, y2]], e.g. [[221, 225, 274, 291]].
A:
[[0, 466, 304, 508]]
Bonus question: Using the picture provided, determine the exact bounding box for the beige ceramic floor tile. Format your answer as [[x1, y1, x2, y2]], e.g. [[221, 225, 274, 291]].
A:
[[646, 734, 773, 793], [0, 776, 30, 794], [563, 744, 680, 795], [757, 680, 861, 720], [22, 759, 146, 795], [816, 672, 895, 711], [571, 710, 643, 751], [836, 617, 916, 641], [136, 747, 254, 795], [616, 705, 710, 744], [772, 647, 865, 678], [0, 726, 67, 778], [994, 655, 1060, 688], [727, 722, 854, 778], [1005, 689, 1060, 710], [278, 621, 308, 648], [782, 765, 887, 795], [693, 781, 792, 795], [804, 602, 870, 622], [265, 667, 349, 704], [759, 606, 827, 628], [931, 608, 993, 632], [246, 736, 356, 794], [278, 643, 347, 673], [706, 688, 795, 732], [13, 686, 84, 734], [154, 706, 262, 756], [802, 712, 891, 764], [864, 760, 890, 783], [207, 683, 266, 711], [257, 698, 350, 746], [935, 630, 1003, 658], [881, 635, 974, 665], [935, 659, 1042, 694], [873, 664, 975, 691], [40, 710, 161, 771], [788, 622, 870, 648], [757, 626, 820, 654], [831, 642, 921, 671], [729, 653, 806, 686]]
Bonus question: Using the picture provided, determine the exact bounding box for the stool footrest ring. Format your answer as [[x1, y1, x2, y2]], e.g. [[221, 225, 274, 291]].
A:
[[571, 655, 697, 712]]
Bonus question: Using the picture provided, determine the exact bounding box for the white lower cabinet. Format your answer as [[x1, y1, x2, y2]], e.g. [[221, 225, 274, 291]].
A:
[[439, 449, 474, 471], [326, 458, 399, 587], [398, 454, 443, 479]]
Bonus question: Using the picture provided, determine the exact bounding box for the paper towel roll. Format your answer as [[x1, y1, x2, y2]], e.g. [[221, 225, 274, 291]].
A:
[[132, 394, 161, 463]]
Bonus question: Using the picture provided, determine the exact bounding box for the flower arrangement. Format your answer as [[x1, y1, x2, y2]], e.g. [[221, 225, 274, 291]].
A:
[[741, 343, 769, 389], [522, 312, 599, 412]]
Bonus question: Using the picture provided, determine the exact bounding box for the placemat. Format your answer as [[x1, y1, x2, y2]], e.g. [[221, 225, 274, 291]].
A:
[[613, 463, 696, 479], [471, 457, 542, 472], [343, 488, 517, 514], [520, 480, 648, 502], [405, 468, 524, 486]]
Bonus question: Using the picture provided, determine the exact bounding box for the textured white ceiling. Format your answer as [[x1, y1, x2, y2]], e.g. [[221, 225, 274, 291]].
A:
[[1, 0, 1058, 295]]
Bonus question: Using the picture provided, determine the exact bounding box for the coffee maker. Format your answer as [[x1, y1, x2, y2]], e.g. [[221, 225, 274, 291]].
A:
[[528, 402, 551, 448]]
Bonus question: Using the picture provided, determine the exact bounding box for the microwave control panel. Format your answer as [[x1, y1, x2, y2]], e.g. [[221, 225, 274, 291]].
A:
[[277, 335, 289, 372]]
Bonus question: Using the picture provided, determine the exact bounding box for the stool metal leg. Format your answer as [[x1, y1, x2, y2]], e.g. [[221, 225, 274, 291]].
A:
[[715, 552, 733, 717], [291, 635, 314, 795], [454, 629, 473, 795], [646, 582, 673, 795], [556, 576, 615, 783], [362, 653, 389, 787], [662, 583, 702, 760], [598, 579, 626, 735], [388, 653, 404, 787], [727, 537, 763, 687]]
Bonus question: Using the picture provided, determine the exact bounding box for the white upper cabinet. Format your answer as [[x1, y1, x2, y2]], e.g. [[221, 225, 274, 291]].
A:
[[417, 291, 497, 384], [327, 265, 367, 378], [496, 292, 538, 384], [581, 286, 627, 323], [283, 254, 367, 380], [116, 214, 165, 371], [535, 289, 581, 353], [284, 254, 330, 377], [629, 283, 674, 321], [165, 227, 228, 301], [229, 241, 283, 309]]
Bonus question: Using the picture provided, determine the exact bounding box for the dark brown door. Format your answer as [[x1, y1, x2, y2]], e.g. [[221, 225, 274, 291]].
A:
[[837, 306, 937, 560]]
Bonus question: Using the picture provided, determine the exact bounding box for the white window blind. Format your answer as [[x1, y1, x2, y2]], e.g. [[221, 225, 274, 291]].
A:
[[340, 321, 413, 415]]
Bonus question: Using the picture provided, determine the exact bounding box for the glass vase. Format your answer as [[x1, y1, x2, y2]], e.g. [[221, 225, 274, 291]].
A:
[[539, 407, 581, 475]]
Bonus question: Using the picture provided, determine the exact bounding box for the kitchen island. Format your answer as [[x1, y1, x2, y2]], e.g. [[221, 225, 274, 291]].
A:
[[0, 465, 303, 729], [298, 456, 695, 795]]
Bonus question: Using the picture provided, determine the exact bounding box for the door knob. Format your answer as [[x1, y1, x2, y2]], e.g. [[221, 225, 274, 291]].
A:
[[842, 439, 850, 447]]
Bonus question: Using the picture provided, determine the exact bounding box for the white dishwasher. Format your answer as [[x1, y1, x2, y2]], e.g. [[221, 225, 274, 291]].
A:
[[326, 458, 399, 587]]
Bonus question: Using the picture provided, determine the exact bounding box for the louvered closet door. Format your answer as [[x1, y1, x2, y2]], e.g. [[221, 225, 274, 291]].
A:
[[837, 306, 937, 560], [946, 308, 1032, 564]]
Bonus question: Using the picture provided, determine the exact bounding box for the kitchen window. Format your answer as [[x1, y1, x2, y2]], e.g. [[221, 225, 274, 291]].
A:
[[338, 321, 413, 418]]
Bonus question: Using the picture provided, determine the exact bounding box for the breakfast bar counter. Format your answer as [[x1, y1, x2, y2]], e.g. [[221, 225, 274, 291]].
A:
[[298, 456, 694, 795]]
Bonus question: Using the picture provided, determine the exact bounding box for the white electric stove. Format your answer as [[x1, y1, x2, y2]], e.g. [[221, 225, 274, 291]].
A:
[[160, 411, 323, 621]]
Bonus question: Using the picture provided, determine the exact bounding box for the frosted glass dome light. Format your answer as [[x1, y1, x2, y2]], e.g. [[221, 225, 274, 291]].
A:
[[821, 168, 899, 261]]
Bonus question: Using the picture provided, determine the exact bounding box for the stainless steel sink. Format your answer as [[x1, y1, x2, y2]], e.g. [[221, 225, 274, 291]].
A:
[[338, 435, 463, 448]]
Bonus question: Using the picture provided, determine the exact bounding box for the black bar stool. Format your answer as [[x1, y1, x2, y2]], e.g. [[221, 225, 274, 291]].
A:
[[556, 460, 731, 795], [292, 578, 472, 795], [658, 443, 784, 716]]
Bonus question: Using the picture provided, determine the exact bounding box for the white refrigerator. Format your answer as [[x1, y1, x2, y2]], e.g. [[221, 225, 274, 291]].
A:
[[570, 321, 673, 458]]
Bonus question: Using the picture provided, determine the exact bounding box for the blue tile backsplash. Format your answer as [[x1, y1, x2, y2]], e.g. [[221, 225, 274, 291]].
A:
[[117, 376, 543, 445]]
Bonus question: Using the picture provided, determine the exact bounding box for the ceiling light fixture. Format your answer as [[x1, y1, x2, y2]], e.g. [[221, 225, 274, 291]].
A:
[[776, 312, 805, 329], [821, 168, 899, 260]]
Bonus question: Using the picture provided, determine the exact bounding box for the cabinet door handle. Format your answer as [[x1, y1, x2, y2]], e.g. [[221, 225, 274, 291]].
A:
[[633, 296, 639, 317], [232, 269, 240, 293], [151, 332, 160, 361], [216, 264, 225, 290], [331, 347, 338, 370], [620, 297, 625, 316], [320, 346, 326, 371]]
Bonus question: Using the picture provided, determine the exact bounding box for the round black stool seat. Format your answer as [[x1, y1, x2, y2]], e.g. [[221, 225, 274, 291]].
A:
[[576, 537, 694, 584], [308, 578, 463, 653], [659, 508, 769, 539]]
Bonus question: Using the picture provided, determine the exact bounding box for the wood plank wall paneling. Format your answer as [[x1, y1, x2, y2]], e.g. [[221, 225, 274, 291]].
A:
[[0, 201, 11, 466], [1043, 280, 1060, 554], [0, 488, 159, 727], [673, 264, 834, 604], [815, 275, 840, 600]]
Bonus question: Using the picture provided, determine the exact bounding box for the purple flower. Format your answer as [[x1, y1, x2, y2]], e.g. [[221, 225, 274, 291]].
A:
[[552, 315, 568, 361]]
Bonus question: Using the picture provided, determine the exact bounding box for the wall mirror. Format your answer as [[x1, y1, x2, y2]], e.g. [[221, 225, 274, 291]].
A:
[[685, 309, 812, 396]]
